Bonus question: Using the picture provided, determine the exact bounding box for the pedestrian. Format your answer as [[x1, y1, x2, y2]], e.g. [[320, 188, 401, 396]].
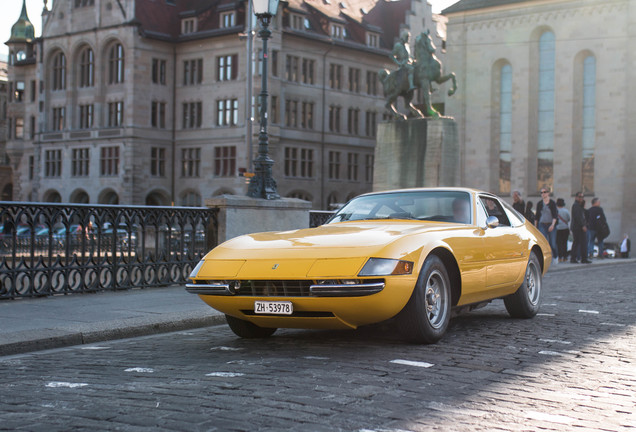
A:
[[587, 197, 608, 259], [535, 188, 558, 261], [619, 233, 630, 258], [525, 201, 535, 225], [512, 191, 525, 215], [555, 198, 570, 263], [570, 192, 590, 263]]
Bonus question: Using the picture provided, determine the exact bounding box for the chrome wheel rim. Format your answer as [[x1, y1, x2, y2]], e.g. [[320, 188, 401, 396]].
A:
[[424, 270, 448, 329], [525, 260, 541, 306]]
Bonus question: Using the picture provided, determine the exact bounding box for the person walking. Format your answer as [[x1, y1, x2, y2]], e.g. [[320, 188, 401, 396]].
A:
[[570, 192, 590, 263], [535, 188, 558, 261], [512, 191, 525, 215], [620, 233, 630, 258], [587, 197, 608, 259], [525, 201, 535, 225], [555, 198, 570, 263]]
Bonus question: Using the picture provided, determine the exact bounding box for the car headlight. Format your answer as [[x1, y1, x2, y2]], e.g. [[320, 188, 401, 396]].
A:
[[358, 258, 413, 276], [189, 260, 205, 279]]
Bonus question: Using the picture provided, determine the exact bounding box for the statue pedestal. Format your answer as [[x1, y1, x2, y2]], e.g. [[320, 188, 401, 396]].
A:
[[373, 118, 459, 191]]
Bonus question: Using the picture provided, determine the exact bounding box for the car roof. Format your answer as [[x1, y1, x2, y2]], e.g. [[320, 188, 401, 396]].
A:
[[356, 187, 494, 198]]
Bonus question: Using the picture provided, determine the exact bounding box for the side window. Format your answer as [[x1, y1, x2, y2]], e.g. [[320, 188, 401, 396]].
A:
[[476, 200, 488, 227], [479, 196, 511, 227]]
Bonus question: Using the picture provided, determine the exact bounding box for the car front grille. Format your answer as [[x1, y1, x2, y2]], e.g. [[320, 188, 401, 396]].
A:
[[188, 279, 385, 297]]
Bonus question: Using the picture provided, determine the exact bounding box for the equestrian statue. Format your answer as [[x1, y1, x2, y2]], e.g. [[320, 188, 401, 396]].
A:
[[379, 29, 457, 119]]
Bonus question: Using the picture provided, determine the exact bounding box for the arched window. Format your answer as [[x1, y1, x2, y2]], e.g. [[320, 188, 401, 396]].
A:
[[499, 63, 512, 195], [537, 31, 555, 192], [181, 191, 202, 206], [108, 43, 125, 84], [52, 52, 66, 91], [79, 47, 94, 87], [581, 55, 596, 194]]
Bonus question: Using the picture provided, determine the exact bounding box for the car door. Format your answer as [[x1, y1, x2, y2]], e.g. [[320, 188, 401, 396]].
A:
[[478, 195, 526, 289]]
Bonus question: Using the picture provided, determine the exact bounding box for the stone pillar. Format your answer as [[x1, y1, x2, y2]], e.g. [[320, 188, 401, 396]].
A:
[[373, 118, 459, 191], [205, 195, 312, 244]]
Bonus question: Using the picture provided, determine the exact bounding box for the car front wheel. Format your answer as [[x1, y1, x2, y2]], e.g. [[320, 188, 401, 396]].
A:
[[504, 251, 542, 318], [396, 255, 451, 344], [225, 315, 277, 338]]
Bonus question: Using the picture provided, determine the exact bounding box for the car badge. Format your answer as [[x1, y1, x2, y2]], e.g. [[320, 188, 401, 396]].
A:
[[272, 264, 279, 270]]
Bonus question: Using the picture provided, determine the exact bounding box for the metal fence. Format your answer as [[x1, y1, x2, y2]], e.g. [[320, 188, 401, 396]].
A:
[[0, 202, 218, 299], [309, 210, 335, 228]]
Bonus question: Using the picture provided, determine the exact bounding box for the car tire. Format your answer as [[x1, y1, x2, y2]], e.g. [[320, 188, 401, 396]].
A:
[[504, 251, 542, 318], [225, 314, 277, 338], [396, 255, 451, 344]]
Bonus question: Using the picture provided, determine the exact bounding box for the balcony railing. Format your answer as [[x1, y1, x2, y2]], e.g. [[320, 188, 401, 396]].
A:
[[0, 202, 218, 299]]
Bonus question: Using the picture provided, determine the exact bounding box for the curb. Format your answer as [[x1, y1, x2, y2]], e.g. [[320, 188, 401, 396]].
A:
[[547, 257, 636, 273], [0, 314, 226, 357]]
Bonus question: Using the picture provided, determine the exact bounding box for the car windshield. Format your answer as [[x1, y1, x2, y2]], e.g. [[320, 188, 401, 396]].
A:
[[327, 191, 472, 224]]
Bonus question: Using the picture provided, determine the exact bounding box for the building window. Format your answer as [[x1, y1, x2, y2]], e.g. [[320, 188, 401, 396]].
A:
[[29, 156, 34, 180], [365, 111, 376, 137], [108, 43, 125, 84], [214, 146, 236, 177], [79, 47, 94, 87], [301, 102, 314, 129], [347, 153, 359, 181], [152, 58, 166, 85], [366, 71, 378, 95], [217, 99, 239, 126], [347, 108, 359, 135], [181, 147, 201, 177], [107, 101, 124, 127], [14, 81, 24, 102], [537, 31, 554, 192], [52, 52, 66, 91], [349, 68, 360, 93], [74, 0, 94, 6], [217, 55, 238, 81], [152, 101, 166, 128], [285, 99, 298, 128], [151, 147, 166, 177], [285, 147, 298, 177], [182, 102, 202, 129], [285, 148, 314, 178], [182, 18, 196, 34], [329, 105, 341, 132], [499, 64, 512, 196], [79, 104, 94, 129], [331, 24, 345, 39], [366, 32, 379, 48], [271, 50, 279, 77], [302, 58, 315, 84], [52, 107, 65, 131], [14, 117, 24, 139], [329, 64, 342, 89], [290, 14, 306, 30], [30, 80, 36, 102], [300, 149, 314, 178], [271, 95, 279, 124], [100, 146, 119, 176], [181, 191, 201, 206], [365, 154, 374, 183], [183, 58, 203, 85], [328, 151, 341, 180], [286, 55, 299, 82], [221, 12, 235, 28], [30, 116, 36, 139], [45, 150, 62, 178], [72, 148, 90, 177], [581, 55, 596, 194]]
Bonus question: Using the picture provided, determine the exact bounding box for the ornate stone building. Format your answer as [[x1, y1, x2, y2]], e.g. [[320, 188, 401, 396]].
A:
[[443, 0, 636, 242], [5, 0, 447, 208]]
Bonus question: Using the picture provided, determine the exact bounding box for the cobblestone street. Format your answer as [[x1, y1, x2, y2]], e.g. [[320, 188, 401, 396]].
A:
[[1, 263, 634, 431]]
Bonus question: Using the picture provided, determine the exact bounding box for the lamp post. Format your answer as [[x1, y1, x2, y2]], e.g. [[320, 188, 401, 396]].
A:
[[247, 0, 280, 200]]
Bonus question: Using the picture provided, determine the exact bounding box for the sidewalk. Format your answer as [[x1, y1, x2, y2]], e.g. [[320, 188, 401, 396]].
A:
[[0, 285, 225, 356], [0, 257, 633, 356]]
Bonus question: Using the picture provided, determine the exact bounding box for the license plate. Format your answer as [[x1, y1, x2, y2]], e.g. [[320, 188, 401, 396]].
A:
[[254, 301, 293, 315]]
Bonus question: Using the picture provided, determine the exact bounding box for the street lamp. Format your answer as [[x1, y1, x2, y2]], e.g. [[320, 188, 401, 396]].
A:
[[247, 0, 280, 200]]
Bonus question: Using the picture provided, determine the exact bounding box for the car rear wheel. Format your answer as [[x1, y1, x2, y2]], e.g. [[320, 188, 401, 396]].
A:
[[504, 251, 542, 318], [396, 255, 451, 344], [225, 315, 277, 338]]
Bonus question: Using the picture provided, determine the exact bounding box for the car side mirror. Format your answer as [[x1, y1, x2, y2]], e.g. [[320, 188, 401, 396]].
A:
[[486, 216, 500, 229]]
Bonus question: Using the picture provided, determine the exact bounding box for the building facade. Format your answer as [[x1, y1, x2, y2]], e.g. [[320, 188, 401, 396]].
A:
[[443, 0, 636, 242], [5, 0, 447, 209]]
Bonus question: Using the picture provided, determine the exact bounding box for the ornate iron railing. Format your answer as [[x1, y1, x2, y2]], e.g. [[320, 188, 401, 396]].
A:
[[309, 210, 335, 228], [0, 202, 218, 299]]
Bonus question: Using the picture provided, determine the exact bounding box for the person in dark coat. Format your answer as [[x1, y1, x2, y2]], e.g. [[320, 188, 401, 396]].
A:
[[570, 192, 590, 263], [512, 191, 525, 215], [525, 201, 535, 225], [535, 188, 558, 260], [587, 197, 608, 258]]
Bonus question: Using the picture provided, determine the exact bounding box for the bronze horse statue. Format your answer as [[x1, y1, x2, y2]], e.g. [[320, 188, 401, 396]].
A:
[[379, 30, 457, 119]]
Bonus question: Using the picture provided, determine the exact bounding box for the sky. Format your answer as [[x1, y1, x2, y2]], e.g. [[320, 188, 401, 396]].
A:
[[0, 0, 461, 59]]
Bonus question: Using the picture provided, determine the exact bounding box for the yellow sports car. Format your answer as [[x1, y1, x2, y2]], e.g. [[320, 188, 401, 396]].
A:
[[187, 188, 551, 343]]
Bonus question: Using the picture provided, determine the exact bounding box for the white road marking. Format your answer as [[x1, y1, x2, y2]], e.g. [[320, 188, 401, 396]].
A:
[[210, 346, 242, 351], [80, 346, 111, 350], [304, 356, 329, 360], [539, 339, 571, 345], [390, 359, 434, 368], [525, 411, 575, 424], [578, 309, 599, 314], [46, 382, 89, 388], [205, 372, 245, 377], [538, 351, 562, 356], [125, 367, 154, 373]]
